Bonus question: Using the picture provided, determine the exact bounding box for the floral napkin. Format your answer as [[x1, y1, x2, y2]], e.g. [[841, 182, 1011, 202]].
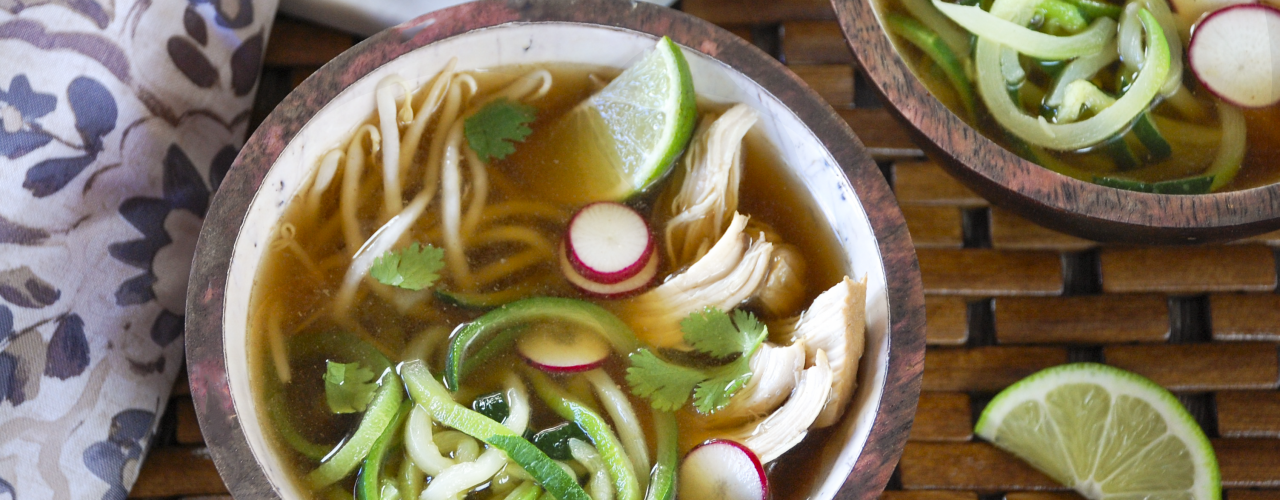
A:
[[0, 0, 277, 497]]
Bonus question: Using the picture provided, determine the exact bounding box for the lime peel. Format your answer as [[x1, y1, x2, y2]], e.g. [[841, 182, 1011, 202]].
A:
[[975, 363, 1220, 500]]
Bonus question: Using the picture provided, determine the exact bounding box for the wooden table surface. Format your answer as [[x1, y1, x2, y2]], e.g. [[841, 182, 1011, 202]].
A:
[[132, 1, 1280, 498]]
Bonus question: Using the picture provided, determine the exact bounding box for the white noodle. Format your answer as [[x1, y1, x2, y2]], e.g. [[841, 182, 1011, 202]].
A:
[[334, 191, 432, 313], [461, 147, 490, 241], [307, 149, 344, 213], [440, 121, 471, 290], [419, 448, 506, 500], [583, 369, 649, 492], [401, 59, 457, 180], [341, 125, 380, 254], [568, 439, 611, 500], [502, 373, 531, 435], [377, 75, 411, 218], [405, 406, 456, 476]]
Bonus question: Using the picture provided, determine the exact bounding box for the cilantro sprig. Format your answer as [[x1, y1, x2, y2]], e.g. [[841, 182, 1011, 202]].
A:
[[625, 308, 769, 414], [370, 243, 444, 290], [465, 98, 537, 162], [323, 361, 380, 414]]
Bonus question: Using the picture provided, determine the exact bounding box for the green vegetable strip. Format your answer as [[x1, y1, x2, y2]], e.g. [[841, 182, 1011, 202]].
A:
[[1045, 39, 1118, 108], [1062, 0, 1121, 19], [933, 0, 1116, 60], [445, 297, 643, 390], [1038, 0, 1087, 33], [270, 399, 333, 460], [1206, 101, 1247, 191], [400, 361, 590, 500], [526, 370, 642, 500], [398, 452, 425, 500], [885, 13, 979, 120], [975, 8, 1168, 150], [1132, 113, 1172, 161], [503, 482, 543, 500], [1139, 0, 1182, 97], [900, 0, 972, 58], [1056, 81, 1116, 123], [308, 372, 406, 489], [356, 402, 410, 500], [643, 410, 678, 500]]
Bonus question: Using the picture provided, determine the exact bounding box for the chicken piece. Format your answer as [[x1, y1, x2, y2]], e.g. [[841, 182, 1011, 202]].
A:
[[665, 104, 759, 266], [702, 341, 807, 428], [618, 213, 773, 348], [755, 242, 807, 318], [723, 349, 833, 463], [770, 276, 867, 428]]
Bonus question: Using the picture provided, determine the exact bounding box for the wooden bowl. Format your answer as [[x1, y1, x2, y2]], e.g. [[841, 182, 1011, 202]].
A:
[[832, 0, 1280, 244], [184, 1, 925, 499]]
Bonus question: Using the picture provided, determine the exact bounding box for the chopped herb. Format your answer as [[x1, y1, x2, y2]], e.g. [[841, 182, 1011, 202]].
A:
[[465, 98, 537, 162], [323, 361, 380, 414], [626, 349, 708, 411], [370, 243, 444, 290], [625, 307, 769, 414]]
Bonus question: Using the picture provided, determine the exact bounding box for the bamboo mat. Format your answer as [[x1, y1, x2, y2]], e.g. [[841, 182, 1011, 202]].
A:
[[130, 2, 1280, 498]]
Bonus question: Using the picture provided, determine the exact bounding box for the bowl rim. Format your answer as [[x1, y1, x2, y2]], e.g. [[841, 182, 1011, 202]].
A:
[[185, 1, 925, 498], [833, 0, 1280, 243]]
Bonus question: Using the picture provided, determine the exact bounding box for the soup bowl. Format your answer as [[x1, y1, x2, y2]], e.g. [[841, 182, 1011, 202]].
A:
[[833, 0, 1280, 244], [185, 1, 925, 498]]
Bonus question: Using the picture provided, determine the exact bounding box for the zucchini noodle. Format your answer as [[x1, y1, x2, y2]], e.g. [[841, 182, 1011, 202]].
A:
[[421, 447, 507, 500], [933, 0, 1117, 60], [900, 0, 972, 58], [502, 373, 531, 435], [406, 406, 456, 476], [973, 6, 1169, 150], [568, 439, 612, 500], [1207, 100, 1247, 191], [583, 369, 650, 494], [1045, 39, 1118, 109]]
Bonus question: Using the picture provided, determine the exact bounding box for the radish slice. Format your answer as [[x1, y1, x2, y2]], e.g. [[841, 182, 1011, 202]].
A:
[[1168, 0, 1254, 41], [564, 202, 654, 284], [679, 440, 768, 500], [1188, 4, 1280, 107], [516, 323, 610, 373], [559, 244, 659, 297]]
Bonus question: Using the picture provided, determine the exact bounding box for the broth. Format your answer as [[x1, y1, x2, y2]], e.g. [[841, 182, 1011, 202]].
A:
[[880, 0, 1280, 192], [247, 61, 854, 499]]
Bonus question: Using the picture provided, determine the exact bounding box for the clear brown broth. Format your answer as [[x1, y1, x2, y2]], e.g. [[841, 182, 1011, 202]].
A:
[[247, 62, 852, 499]]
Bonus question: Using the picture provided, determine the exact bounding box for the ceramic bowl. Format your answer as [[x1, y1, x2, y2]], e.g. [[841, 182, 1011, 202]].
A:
[[833, 0, 1280, 244], [185, 1, 925, 498]]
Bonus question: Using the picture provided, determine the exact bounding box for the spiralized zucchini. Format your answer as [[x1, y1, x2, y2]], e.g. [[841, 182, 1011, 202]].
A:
[[932, 0, 1117, 60], [970, 4, 1169, 150]]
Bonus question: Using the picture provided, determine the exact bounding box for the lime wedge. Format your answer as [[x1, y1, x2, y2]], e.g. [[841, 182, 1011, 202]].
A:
[[522, 36, 696, 204], [975, 363, 1220, 500]]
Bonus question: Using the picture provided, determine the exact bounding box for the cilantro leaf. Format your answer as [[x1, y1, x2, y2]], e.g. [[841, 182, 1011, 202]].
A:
[[625, 349, 706, 411], [323, 361, 379, 414], [370, 243, 444, 290], [465, 98, 536, 162], [693, 357, 755, 414], [680, 307, 744, 358], [627, 308, 772, 414]]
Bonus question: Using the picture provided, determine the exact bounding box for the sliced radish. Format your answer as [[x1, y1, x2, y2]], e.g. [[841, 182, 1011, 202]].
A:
[[1188, 4, 1280, 107], [517, 323, 610, 373], [559, 243, 659, 298], [679, 439, 768, 500], [1168, 0, 1255, 41], [564, 202, 654, 284]]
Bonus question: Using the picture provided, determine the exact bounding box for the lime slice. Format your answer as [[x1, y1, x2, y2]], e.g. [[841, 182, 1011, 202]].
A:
[[975, 363, 1220, 500], [521, 36, 696, 204]]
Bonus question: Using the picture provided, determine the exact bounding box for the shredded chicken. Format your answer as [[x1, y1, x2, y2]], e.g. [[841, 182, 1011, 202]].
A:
[[724, 349, 832, 463], [771, 276, 867, 428], [617, 213, 773, 348], [665, 104, 759, 266], [703, 341, 807, 428], [756, 242, 807, 318]]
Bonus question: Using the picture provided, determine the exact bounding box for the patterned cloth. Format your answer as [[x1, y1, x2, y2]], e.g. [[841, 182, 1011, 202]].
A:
[[0, 0, 276, 497]]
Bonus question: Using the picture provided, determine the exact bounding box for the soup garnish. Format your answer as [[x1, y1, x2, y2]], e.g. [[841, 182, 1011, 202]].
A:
[[250, 37, 867, 500], [886, 0, 1280, 192]]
